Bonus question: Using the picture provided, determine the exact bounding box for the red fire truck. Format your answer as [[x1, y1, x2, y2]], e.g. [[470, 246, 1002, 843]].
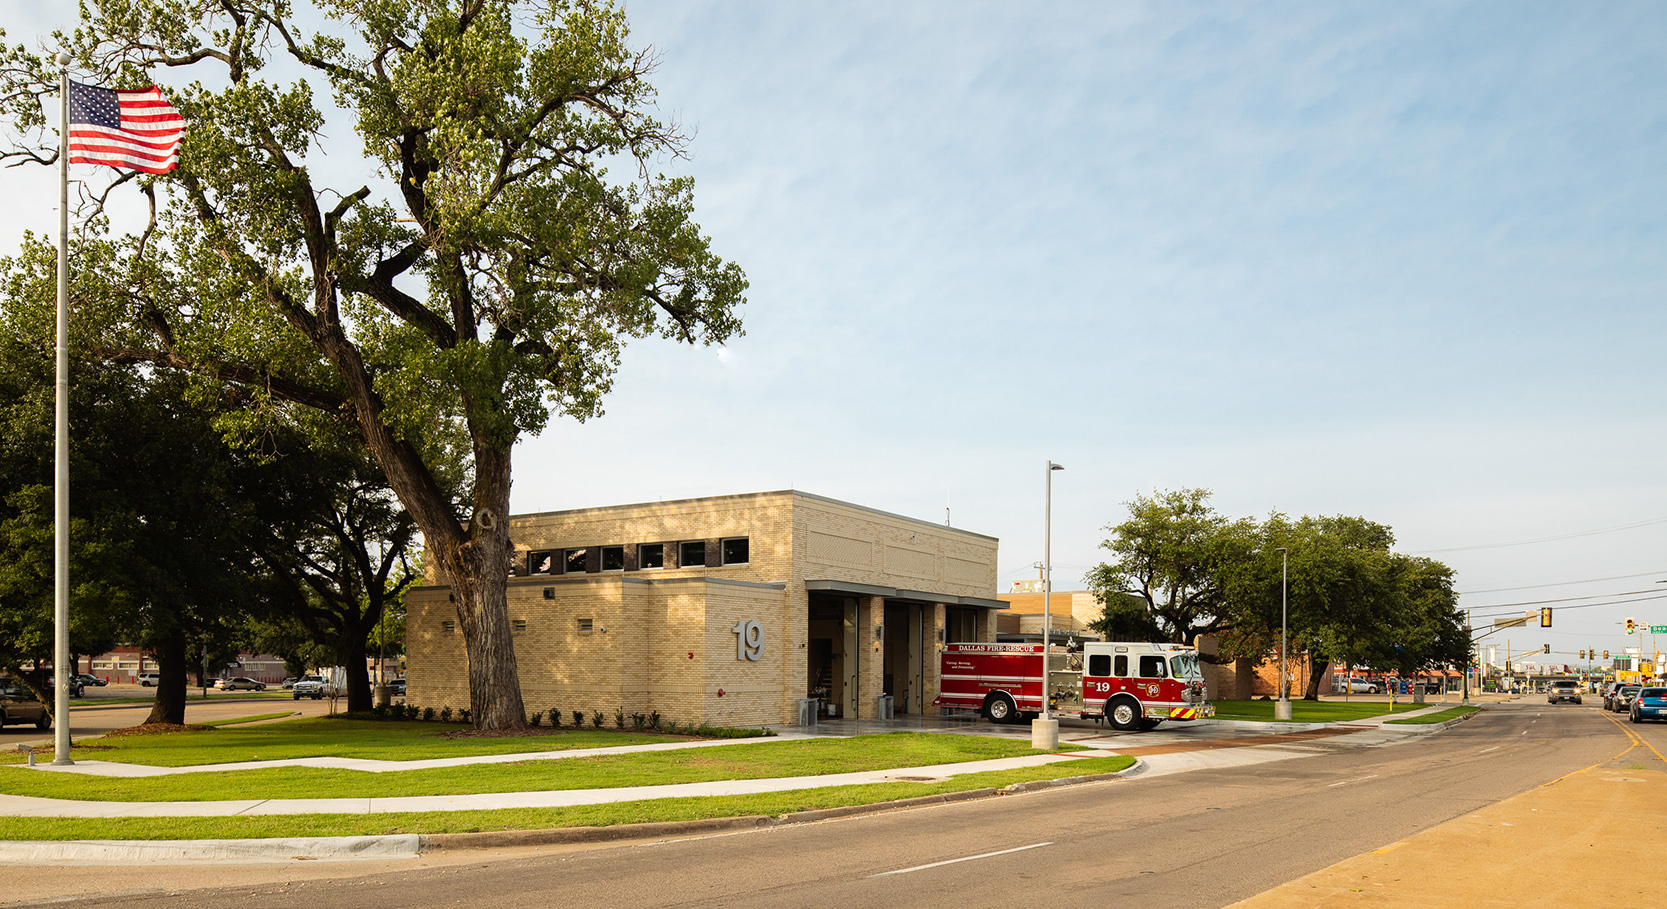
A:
[[935, 641, 1214, 730]]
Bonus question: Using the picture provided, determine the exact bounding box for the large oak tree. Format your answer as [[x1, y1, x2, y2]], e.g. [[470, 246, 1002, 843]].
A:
[[1, 1, 746, 729]]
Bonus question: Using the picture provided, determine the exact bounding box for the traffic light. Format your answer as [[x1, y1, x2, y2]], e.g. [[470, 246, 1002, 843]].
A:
[[1540, 607, 1552, 627], [1626, 617, 1636, 634], [1604, 650, 1610, 660], [1579, 650, 1586, 660]]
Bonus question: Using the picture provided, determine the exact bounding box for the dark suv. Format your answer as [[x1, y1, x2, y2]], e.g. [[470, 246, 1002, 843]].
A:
[[1547, 680, 1582, 704]]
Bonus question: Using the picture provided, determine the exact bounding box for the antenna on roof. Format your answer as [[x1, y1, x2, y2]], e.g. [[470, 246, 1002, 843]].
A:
[[946, 487, 951, 526]]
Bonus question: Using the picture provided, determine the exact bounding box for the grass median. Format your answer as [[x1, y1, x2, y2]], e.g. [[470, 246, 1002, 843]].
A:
[[0, 720, 1132, 841], [1211, 699, 1443, 723], [0, 753, 1135, 842], [0, 722, 1087, 803], [1384, 706, 1479, 724]]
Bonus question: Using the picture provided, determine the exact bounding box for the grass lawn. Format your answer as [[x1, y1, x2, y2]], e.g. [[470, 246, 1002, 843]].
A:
[[1385, 706, 1479, 724], [0, 726, 1074, 803], [0, 753, 1135, 841], [2, 716, 683, 768], [1211, 699, 1438, 723]]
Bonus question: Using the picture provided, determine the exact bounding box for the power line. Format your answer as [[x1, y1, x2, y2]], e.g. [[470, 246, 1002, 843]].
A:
[[1413, 516, 1667, 554], [1467, 591, 1667, 621], [1460, 587, 1667, 610], [1458, 570, 1667, 595]]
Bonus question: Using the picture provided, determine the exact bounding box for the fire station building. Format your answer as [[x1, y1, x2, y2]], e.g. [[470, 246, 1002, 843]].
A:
[[405, 490, 1004, 727]]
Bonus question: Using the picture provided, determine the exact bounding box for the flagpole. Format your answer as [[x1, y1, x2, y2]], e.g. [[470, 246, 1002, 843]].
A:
[[53, 52, 74, 765]]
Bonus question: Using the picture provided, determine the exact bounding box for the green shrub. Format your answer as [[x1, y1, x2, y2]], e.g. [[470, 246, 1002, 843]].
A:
[[458, 708, 471, 724], [548, 709, 562, 727], [648, 711, 661, 731], [591, 709, 605, 729], [614, 707, 626, 729], [631, 712, 647, 731], [422, 706, 435, 722], [528, 711, 543, 727], [439, 706, 452, 723]]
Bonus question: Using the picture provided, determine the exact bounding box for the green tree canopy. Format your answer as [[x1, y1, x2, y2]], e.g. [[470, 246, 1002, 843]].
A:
[[1088, 489, 1465, 699], [1, 0, 747, 729]]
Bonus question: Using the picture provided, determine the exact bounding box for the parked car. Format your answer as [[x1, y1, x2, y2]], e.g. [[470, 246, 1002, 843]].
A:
[[73, 673, 108, 688], [46, 675, 84, 698], [137, 672, 160, 687], [387, 678, 406, 697], [1611, 685, 1642, 713], [223, 677, 266, 691], [1547, 680, 1582, 704], [1630, 687, 1667, 723], [280, 677, 298, 689], [0, 679, 50, 729], [1340, 677, 1380, 694]]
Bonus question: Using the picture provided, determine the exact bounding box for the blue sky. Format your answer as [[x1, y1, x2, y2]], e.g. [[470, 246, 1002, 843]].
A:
[[4, 2, 1666, 665]]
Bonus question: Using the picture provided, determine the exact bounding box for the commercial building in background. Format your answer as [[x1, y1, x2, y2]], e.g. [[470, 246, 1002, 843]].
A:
[[996, 580, 1106, 641], [405, 490, 1004, 727]]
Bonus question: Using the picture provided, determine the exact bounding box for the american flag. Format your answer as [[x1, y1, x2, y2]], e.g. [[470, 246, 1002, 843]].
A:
[[66, 81, 185, 174]]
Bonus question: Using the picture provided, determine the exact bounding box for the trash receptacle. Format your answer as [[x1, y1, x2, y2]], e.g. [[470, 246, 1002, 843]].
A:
[[876, 694, 894, 720], [797, 698, 818, 727]]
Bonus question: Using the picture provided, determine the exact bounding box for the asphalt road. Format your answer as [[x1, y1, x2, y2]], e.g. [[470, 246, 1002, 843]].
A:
[[7, 700, 1642, 908]]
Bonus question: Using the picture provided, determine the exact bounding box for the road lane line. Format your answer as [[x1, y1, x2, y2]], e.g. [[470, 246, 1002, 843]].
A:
[[1477, 746, 1501, 755], [868, 842, 1053, 877], [1326, 774, 1379, 788]]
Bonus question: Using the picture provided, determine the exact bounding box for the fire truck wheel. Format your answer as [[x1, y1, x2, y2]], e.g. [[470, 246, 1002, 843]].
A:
[[1107, 696, 1142, 731], [985, 693, 1020, 724]]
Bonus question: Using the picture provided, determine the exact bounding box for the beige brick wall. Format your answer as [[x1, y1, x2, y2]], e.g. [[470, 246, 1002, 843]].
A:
[[408, 490, 1002, 727]]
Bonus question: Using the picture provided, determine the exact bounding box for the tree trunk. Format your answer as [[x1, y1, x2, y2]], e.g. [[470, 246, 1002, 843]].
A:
[[428, 447, 525, 730], [1302, 656, 1330, 700], [344, 634, 372, 713], [142, 631, 190, 725]]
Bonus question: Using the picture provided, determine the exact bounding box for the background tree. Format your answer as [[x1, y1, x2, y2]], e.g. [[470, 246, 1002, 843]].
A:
[[1085, 488, 1257, 644], [243, 437, 422, 712], [1088, 492, 1462, 700], [0, 0, 747, 729], [0, 329, 259, 722]]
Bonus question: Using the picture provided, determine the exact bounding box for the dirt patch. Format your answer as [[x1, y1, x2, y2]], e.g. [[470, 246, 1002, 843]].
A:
[[100, 723, 217, 737]]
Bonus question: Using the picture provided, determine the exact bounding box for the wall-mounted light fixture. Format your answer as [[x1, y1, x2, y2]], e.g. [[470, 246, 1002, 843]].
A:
[[875, 625, 884, 640], [542, 587, 555, 599]]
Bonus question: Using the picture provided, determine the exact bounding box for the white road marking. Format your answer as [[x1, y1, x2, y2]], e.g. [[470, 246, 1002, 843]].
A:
[[1477, 746, 1501, 755], [1326, 774, 1380, 788], [868, 842, 1053, 877]]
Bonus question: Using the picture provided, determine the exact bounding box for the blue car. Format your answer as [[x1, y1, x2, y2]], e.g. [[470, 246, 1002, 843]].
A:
[[1630, 687, 1667, 723]]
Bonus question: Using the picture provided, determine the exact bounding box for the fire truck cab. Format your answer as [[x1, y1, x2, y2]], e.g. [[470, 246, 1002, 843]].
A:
[[936, 640, 1213, 731]]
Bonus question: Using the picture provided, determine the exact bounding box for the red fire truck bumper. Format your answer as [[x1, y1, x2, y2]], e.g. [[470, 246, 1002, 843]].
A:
[[1167, 704, 1215, 721]]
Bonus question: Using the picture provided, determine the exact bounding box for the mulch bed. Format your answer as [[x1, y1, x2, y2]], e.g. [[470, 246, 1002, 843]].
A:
[[100, 723, 217, 737]]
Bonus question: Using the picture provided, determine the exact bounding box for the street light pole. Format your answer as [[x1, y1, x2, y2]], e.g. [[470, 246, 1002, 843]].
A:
[[1275, 547, 1291, 720], [1033, 460, 1064, 750]]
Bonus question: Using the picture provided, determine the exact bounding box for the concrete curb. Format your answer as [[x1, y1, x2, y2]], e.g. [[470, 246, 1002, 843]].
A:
[[422, 761, 1148, 852], [0, 834, 421, 864]]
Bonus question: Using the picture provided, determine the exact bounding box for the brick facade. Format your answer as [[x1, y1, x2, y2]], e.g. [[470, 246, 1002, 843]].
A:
[[407, 490, 1003, 727]]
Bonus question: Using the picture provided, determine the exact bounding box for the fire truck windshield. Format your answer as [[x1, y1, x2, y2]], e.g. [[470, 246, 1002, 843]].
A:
[[1170, 654, 1201, 680]]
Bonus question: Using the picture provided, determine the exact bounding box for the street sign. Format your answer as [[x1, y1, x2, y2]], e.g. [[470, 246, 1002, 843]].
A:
[[1651, 625, 1667, 634]]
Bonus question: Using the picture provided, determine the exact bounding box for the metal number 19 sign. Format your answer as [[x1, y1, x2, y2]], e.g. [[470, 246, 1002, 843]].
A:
[[733, 620, 763, 661]]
